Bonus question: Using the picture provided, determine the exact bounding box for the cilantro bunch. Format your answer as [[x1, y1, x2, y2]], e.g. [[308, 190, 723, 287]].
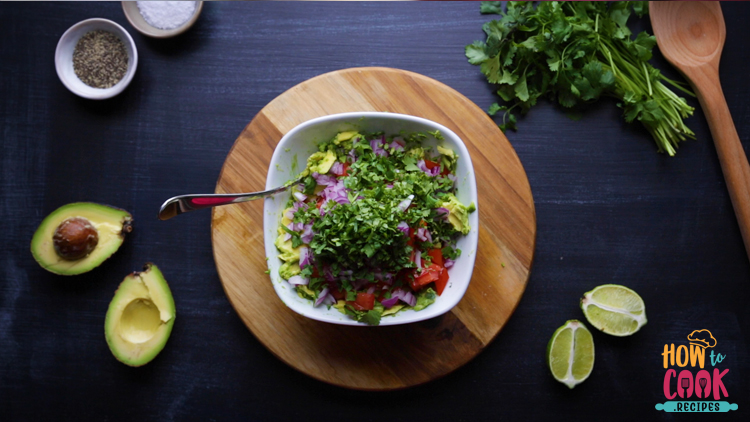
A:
[[466, 1, 695, 155]]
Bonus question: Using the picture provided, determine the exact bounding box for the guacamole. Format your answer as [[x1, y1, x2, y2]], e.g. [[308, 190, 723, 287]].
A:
[[274, 131, 474, 325]]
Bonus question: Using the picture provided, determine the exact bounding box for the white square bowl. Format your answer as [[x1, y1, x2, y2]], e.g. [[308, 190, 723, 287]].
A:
[[263, 112, 479, 326]]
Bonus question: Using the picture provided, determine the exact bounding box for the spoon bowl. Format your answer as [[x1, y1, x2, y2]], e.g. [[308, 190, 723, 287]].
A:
[[650, 1, 725, 70]]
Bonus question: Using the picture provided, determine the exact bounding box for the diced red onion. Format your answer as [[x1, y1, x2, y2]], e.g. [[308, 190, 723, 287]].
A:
[[312, 172, 337, 186], [397, 195, 414, 212], [382, 273, 394, 285], [444, 259, 455, 269], [348, 149, 357, 163], [435, 207, 450, 221], [417, 159, 440, 176], [392, 288, 416, 307], [321, 179, 350, 205], [301, 224, 314, 244], [323, 294, 336, 306], [416, 227, 432, 243], [447, 173, 457, 182], [291, 201, 308, 213], [401, 291, 416, 307], [396, 221, 410, 236], [299, 246, 311, 268], [366, 285, 376, 294], [330, 161, 344, 176], [284, 209, 295, 220], [381, 296, 399, 309], [415, 250, 422, 268], [370, 136, 389, 157], [314, 287, 330, 307], [283, 233, 292, 242], [288, 275, 309, 286], [293, 192, 307, 202], [389, 137, 405, 151]]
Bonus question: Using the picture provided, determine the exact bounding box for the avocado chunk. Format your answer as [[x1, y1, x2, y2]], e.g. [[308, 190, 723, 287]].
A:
[[279, 261, 301, 280], [105, 263, 175, 367], [274, 233, 303, 262], [439, 194, 473, 235], [31, 203, 133, 275], [302, 150, 337, 176]]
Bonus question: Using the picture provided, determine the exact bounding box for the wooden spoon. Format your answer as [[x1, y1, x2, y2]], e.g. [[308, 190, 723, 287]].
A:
[[651, 1, 750, 263]]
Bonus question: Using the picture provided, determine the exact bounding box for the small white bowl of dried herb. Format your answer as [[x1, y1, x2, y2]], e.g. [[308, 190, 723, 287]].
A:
[[55, 18, 138, 100]]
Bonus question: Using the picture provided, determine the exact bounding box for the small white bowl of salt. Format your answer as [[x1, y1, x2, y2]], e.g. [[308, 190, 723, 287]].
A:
[[122, 1, 203, 38]]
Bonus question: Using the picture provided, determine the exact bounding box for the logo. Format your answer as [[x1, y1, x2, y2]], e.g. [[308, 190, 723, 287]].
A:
[[655, 329, 738, 413]]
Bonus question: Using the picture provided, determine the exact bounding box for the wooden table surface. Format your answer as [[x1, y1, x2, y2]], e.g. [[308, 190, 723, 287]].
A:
[[1, 2, 748, 420]]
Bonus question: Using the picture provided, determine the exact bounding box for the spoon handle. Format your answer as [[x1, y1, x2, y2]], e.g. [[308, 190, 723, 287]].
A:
[[158, 182, 295, 221], [693, 68, 750, 261]]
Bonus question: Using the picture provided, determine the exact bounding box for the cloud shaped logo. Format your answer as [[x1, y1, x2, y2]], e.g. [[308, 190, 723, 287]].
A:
[[687, 329, 717, 348]]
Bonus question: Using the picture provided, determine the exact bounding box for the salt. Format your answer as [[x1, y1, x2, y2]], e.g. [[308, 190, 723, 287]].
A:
[[137, 1, 197, 30]]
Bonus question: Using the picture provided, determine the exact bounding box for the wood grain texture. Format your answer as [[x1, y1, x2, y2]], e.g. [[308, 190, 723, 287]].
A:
[[211, 67, 536, 390], [651, 1, 750, 263]]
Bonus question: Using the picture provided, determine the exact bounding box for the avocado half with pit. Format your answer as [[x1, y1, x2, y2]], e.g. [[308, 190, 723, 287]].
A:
[[105, 263, 175, 367], [31, 202, 133, 275]]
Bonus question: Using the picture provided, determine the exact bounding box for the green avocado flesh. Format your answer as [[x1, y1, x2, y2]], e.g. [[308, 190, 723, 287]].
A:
[[31, 202, 133, 275], [105, 263, 175, 367]]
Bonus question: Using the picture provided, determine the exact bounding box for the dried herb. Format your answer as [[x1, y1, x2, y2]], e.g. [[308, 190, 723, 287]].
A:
[[73, 30, 128, 89]]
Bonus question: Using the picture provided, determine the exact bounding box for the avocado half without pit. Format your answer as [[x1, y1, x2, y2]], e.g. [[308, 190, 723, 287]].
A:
[[31, 203, 133, 275], [105, 263, 175, 367]]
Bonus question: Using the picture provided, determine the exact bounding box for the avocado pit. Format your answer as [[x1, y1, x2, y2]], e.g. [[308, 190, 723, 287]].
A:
[[31, 202, 133, 275], [53, 217, 99, 260]]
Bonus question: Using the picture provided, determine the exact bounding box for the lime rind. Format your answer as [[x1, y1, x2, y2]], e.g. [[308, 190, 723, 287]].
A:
[[547, 320, 595, 389], [581, 284, 647, 337]]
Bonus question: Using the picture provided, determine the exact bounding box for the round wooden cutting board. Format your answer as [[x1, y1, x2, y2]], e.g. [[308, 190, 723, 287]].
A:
[[212, 67, 536, 390]]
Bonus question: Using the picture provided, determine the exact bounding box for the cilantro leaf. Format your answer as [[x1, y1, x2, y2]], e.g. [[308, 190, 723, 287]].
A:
[[467, 1, 695, 155], [361, 310, 382, 326]]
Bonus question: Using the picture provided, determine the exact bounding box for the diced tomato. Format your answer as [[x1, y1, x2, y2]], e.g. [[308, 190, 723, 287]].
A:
[[434, 267, 449, 295], [316, 196, 325, 209], [423, 159, 440, 170], [349, 293, 375, 311], [311, 267, 320, 278], [329, 285, 345, 300], [341, 163, 351, 177], [427, 248, 443, 267], [410, 263, 441, 291]]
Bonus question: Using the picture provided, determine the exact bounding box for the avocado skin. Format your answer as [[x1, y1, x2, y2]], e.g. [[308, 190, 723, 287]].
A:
[[31, 202, 133, 275]]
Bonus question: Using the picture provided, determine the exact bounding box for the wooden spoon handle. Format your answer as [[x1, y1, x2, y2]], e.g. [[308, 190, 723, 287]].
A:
[[693, 67, 750, 261]]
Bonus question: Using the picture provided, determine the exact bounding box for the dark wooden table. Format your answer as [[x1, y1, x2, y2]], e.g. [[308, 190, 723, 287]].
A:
[[1, 2, 748, 420]]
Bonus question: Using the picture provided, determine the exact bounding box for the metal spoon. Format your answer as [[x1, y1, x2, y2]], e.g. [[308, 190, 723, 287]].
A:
[[651, 1, 750, 263], [158, 177, 303, 220]]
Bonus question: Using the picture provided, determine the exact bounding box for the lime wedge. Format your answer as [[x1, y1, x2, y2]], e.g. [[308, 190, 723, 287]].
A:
[[547, 320, 595, 389], [581, 284, 647, 336]]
